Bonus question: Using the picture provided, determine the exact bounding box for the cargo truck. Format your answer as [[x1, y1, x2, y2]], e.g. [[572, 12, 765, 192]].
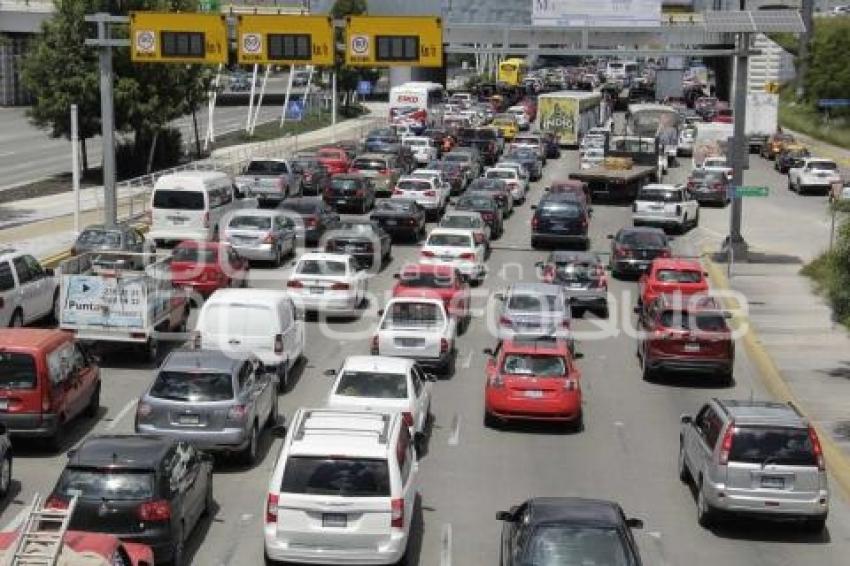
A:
[[570, 136, 661, 201], [746, 92, 778, 154], [536, 91, 603, 146]]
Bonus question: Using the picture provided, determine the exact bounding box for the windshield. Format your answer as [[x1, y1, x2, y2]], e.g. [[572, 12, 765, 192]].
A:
[[0, 352, 36, 389], [524, 525, 631, 566], [507, 293, 561, 312], [427, 234, 472, 247], [335, 371, 408, 399], [331, 178, 360, 191], [77, 229, 122, 247], [502, 354, 566, 376], [383, 302, 445, 329], [639, 188, 682, 202], [399, 271, 453, 288], [728, 427, 818, 467], [281, 456, 390, 497], [172, 246, 217, 263], [442, 216, 480, 229], [245, 160, 287, 174], [656, 269, 703, 283], [619, 231, 667, 247], [296, 260, 347, 276], [150, 370, 234, 402], [153, 190, 204, 210], [228, 215, 271, 231], [57, 469, 155, 501]]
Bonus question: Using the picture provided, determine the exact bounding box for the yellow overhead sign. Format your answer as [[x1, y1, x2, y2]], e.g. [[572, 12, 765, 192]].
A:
[[236, 15, 334, 66], [130, 12, 227, 64], [345, 16, 442, 68]]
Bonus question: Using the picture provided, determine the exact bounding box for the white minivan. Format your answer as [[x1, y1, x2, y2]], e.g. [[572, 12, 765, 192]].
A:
[[148, 171, 248, 245], [194, 288, 305, 390]]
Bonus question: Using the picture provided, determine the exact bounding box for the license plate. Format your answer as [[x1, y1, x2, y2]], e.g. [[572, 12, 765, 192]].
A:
[[441, 256, 454, 262], [568, 282, 584, 289], [684, 343, 701, 353], [524, 390, 544, 398], [322, 513, 347, 528], [178, 414, 200, 425], [337, 199, 348, 204], [398, 337, 423, 347], [761, 476, 785, 489], [167, 216, 186, 224], [309, 287, 323, 294], [0, 399, 7, 411], [386, 220, 397, 226]]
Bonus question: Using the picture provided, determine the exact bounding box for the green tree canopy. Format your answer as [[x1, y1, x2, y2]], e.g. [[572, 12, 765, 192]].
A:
[[804, 18, 850, 106]]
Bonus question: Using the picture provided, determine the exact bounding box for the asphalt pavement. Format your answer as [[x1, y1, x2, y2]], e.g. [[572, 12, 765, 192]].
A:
[[3, 145, 850, 566]]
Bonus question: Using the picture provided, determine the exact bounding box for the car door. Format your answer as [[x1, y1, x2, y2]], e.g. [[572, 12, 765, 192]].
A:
[[286, 297, 305, 365], [0, 260, 15, 326], [23, 255, 54, 319], [410, 365, 431, 432], [11, 256, 37, 323], [171, 442, 205, 530], [252, 360, 274, 425], [69, 343, 97, 419], [692, 405, 721, 479], [397, 427, 418, 533], [276, 303, 296, 370]]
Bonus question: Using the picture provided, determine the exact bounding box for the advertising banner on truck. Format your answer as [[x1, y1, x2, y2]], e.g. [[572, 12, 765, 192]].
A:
[[539, 97, 578, 145], [60, 275, 147, 329], [532, 0, 661, 27]]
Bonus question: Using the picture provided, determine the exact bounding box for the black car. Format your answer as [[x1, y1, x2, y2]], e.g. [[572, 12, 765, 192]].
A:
[[503, 148, 543, 181], [291, 155, 331, 196], [686, 169, 729, 205], [426, 160, 467, 195], [497, 498, 644, 566], [49, 434, 214, 565], [423, 128, 449, 156], [277, 198, 340, 246], [608, 226, 671, 278], [72, 223, 154, 269], [775, 147, 811, 174], [467, 178, 512, 215], [531, 195, 590, 250], [322, 174, 376, 214], [369, 198, 426, 242], [469, 128, 502, 165], [454, 192, 504, 239], [323, 220, 392, 270], [537, 251, 609, 318]]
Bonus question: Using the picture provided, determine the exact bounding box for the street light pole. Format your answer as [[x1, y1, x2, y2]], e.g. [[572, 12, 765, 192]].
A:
[[728, 31, 750, 261]]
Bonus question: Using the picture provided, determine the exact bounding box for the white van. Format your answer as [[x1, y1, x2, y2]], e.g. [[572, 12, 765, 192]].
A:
[[264, 409, 417, 565], [194, 288, 305, 390], [148, 171, 247, 245]]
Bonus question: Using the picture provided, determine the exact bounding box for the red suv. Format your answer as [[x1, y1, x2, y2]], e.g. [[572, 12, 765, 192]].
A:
[[392, 264, 471, 331], [636, 294, 734, 385], [316, 146, 352, 176], [170, 241, 249, 297], [483, 338, 582, 430], [639, 258, 708, 309], [0, 329, 101, 450]]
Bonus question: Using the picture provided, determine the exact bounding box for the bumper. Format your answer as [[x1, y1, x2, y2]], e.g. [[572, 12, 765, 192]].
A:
[[646, 356, 732, 375], [532, 233, 588, 246], [486, 393, 581, 422], [704, 480, 829, 519], [612, 259, 652, 274], [149, 229, 209, 243], [264, 532, 407, 565], [291, 293, 360, 314], [0, 413, 59, 438], [174, 279, 225, 296], [633, 214, 682, 227], [419, 258, 484, 280], [231, 243, 277, 261], [135, 424, 250, 452]]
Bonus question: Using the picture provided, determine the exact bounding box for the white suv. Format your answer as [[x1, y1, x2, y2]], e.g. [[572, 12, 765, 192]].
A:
[[264, 408, 418, 565], [0, 249, 59, 327]]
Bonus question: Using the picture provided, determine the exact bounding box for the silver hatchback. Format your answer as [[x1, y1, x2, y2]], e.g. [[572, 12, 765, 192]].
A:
[[495, 282, 573, 346], [135, 348, 278, 465], [223, 209, 297, 265], [679, 399, 829, 531]]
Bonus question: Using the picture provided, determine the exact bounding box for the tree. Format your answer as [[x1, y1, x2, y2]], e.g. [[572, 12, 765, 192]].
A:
[[21, 0, 211, 175], [330, 0, 377, 109], [804, 17, 850, 115]]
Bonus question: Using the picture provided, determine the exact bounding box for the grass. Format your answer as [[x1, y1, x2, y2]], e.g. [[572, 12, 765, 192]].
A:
[[800, 206, 850, 330], [779, 90, 850, 151], [212, 106, 366, 148]]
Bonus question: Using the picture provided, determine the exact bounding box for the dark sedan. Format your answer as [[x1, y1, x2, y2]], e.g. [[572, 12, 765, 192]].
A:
[[322, 174, 376, 214], [291, 155, 331, 196], [537, 251, 609, 318], [608, 226, 671, 278], [467, 178, 513, 215], [323, 220, 392, 270], [72, 223, 154, 269], [48, 434, 214, 565], [531, 195, 590, 250], [497, 497, 644, 566], [686, 169, 729, 205], [454, 192, 504, 239], [503, 148, 543, 181], [775, 146, 811, 174], [369, 198, 426, 242], [277, 198, 340, 246]]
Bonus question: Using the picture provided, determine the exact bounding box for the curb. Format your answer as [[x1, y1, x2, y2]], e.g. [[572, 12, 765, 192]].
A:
[[701, 249, 850, 501]]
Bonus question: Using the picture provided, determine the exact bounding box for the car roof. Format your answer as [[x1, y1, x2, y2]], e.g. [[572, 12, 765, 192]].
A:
[[651, 258, 702, 271], [0, 329, 71, 350], [289, 409, 398, 459], [526, 497, 625, 527], [714, 399, 807, 428], [509, 282, 563, 296], [400, 263, 456, 276], [162, 348, 248, 373], [501, 337, 571, 356], [342, 355, 414, 374], [427, 228, 475, 237], [203, 288, 291, 307], [69, 434, 175, 469], [548, 251, 601, 264]]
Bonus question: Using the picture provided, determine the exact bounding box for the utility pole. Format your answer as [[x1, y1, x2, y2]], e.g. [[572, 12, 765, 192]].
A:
[[797, 0, 815, 100], [728, 31, 750, 262], [84, 13, 129, 228]]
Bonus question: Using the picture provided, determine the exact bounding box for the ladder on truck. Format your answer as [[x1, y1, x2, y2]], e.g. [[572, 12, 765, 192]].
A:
[[5, 493, 78, 566]]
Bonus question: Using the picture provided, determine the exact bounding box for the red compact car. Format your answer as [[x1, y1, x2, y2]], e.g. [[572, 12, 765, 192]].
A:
[[170, 241, 249, 296], [316, 146, 352, 175], [639, 258, 708, 309], [392, 264, 471, 329], [637, 294, 734, 385], [0, 530, 154, 565], [483, 338, 582, 430], [546, 179, 590, 206]]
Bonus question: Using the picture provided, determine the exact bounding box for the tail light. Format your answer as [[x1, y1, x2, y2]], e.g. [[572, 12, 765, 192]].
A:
[[46, 495, 69, 510], [136, 402, 152, 420], [266, 493, 279, 524], [499, 315, 511, 326], [407, 219, 417, 226], [305, 216, 318, 228], [531, 216, 539, 230], [440, 338, 449, 354], [391, 498, 404, 529], [287, 280, 303, 288], [262, 232, 276, 244], [370, 335, 379, 355], [276, 178, 286, 192], [809, 426, 826, 471], [203, 212, 210, 229], [564, 378, 579, 391], [474, 233, 485, 245], [421, 250, 435, 258], [304, 172, 313, 182], [489, 373, 504, 388], [381, 168, 391, 176], [227, 404, 249, 421], [718, 424, 736, 465], [615, 244, 633, 258], [687, 181, 695, 189], [324, 188, 333, 198], [392, 189, 403, 196], [330, 282, 350, 290], [401, 411, 414, 427], [580, 216, 588, 230], [561, 319, 571, 329], [424, 190, 437, 197], [138, 500, 172, 522], [459, 252, 475, 260], [42, 388, 51, 412], [543, 265, 555, 283], [274, 334, 284, 354], [712, 182, 722, 191], [659, 249, 672, 258]]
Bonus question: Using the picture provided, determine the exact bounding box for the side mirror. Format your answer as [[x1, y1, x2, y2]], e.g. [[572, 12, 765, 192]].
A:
[[392, 273, 401, 279], [496, 511, 514, 522], [425, 373, 438, 382], [494, 292, 505, 301], [626, 518, 644, 530], [44, 267, 55, 277], [323, 369, 337, 377], [483, 348, 495, 356], [544, 186, 550, 192], [271, 423, 288, 438], [377, 309, 384, 317], [0, 423, 6, 436], [723, 311, 733, 319], [633, 305, 642, 314], [530, 205, 537, 210], [534, 261, 543, 267], [573, 351, 584, 359], [703, 271, 710, 277], [680, 414, 693, 425]]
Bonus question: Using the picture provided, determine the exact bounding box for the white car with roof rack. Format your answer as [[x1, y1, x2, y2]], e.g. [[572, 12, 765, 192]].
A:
[[285, 252, 367, 315], [264, 408, 418, 565], [632, 184, 699, 233]]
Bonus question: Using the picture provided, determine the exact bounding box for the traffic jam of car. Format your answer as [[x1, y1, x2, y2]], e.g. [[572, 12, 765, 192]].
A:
[[0, 62, 844, 566]]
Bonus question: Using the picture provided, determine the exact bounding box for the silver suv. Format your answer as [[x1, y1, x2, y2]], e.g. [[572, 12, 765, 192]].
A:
[[679, 399, 829, 531]]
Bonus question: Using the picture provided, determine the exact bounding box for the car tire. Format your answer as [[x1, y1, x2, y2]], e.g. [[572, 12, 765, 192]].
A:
[[267, 396, 279, 428], [51, 290, 60, 324], [171, 523, 185, 566], [596, 306, 609, 319], [85, 383, 100, 418], [272, 245, 282, 268], [718, 370, 734, 387], [678, 442, 691, 483], [8, 310, 23, 328], [264, 550, 282, 566], [640, 349, 655, 382], [569, 412, 584, 433], [696, 480, 717, 528], [0, 454, 11, 498], [47, 422, 64, 453], [484, 412, 501, 429], [803, 517, 827, 533], [693, 211, 700, 228], [278, 363, 289, 393], [202, 476, 214, 518], [241, 425, 259, 466]]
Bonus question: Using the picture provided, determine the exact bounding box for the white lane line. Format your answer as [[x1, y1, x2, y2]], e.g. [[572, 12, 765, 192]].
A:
[[647, 531, 670, 566], [448, 414, 461, 446], [440, 523, 453, 566], [106, 400, 138, 431], [462, 350, 473, 368], [0, 151, 14, 158]]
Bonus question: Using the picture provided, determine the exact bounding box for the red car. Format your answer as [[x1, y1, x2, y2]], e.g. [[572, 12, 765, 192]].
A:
[[316, 146, 352, 176], [483, 338, 582, 430], [0, 530, 154, 565], [637, 294, 734, 385], [713, 108, 733, 123], [639, 258, 708, 309], [170, 241, 249, 296], [546, 179, 590, 206], [392, 264, 471, 329]]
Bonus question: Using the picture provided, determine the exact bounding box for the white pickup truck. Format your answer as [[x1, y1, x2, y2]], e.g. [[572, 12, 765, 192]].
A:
[[788, 158, 842, 196], [632, 184, 700, 233]]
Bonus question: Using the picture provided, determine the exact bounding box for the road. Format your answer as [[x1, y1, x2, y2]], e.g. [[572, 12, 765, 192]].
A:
[[3, 142, 850, 566]]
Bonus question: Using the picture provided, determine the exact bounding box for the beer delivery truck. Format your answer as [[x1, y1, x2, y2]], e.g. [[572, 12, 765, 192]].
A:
[[536, 91, 604, 146]]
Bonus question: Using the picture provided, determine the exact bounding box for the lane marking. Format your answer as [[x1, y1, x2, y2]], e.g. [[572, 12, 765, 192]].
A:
[[462, 350, 473, 368], [106, 400, 137, 431], [448, 414, 461, 446], [647, 531, 669, 566], [0, 151, 14, 158], [440, 523, 453, 566], [614, 420, 629, 453]]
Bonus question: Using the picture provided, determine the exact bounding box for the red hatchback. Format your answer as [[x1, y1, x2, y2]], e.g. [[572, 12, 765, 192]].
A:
[[316, 146, 352, 176], [637, 294, 734, 385], [483, 338, 582, 430], [170, 241, 249, 297], [392, 264, 471, 330], [639, 258, 708, 309]]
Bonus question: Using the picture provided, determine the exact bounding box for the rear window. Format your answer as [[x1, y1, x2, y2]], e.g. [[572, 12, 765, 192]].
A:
[[281, 456, 390, 497], [659, 311, 728, 332], [57, 469, 155, 501], [427, 234, 472, 247], [353, 159, 387, 171], [486, 170, 515, 180], [399, 271, 453, 288], [539, 203, 581, 218], [639, 188, 682, 202], [335, 371, 408, 399], [619, 231, 667, 247], [331, 178, 360, 191], [296, 260, 347, 276], [458, 196, 495, 209], [153, 190, 204, 210], [507, 293, 560, 312], [441, 215, 480, 229], [0, 352, 37, 389], [228, 215, 271, 231], [77, 229, 122, 247], [728, 427, 817, 467], [656, 269, 703, 283], [383, 302, 444, 329], [502, 354, 566, 376], [149, 370, 234, 402], [172, 246, 217, 263], [245, 160, 288, 174], [397, 180, 431, 192]]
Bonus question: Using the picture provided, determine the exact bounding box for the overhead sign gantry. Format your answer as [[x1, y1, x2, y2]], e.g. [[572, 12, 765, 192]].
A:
[[236, 14, 334, 66], [129, 11, 227, 64], [344, 15, 443, 68]]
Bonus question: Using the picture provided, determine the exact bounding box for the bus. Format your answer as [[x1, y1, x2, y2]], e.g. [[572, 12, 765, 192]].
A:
[[388, 82, 446, 134], [498, 58, 528, 87], [606, 60, 639, 86], [626, 103, 682, 167]]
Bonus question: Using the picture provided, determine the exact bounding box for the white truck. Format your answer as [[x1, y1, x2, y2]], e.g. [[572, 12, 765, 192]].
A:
[[788, 158, 842, 196], [234, 158, 303, 206], [632, 184, 700, 233], [745, 93, 779, 154], [58, 252, 190, 361], [692, 122, 734, 170]]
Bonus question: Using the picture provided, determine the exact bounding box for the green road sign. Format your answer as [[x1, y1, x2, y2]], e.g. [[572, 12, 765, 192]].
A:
[[199, 0, 221, 12], [732, 186, 769, 198]]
